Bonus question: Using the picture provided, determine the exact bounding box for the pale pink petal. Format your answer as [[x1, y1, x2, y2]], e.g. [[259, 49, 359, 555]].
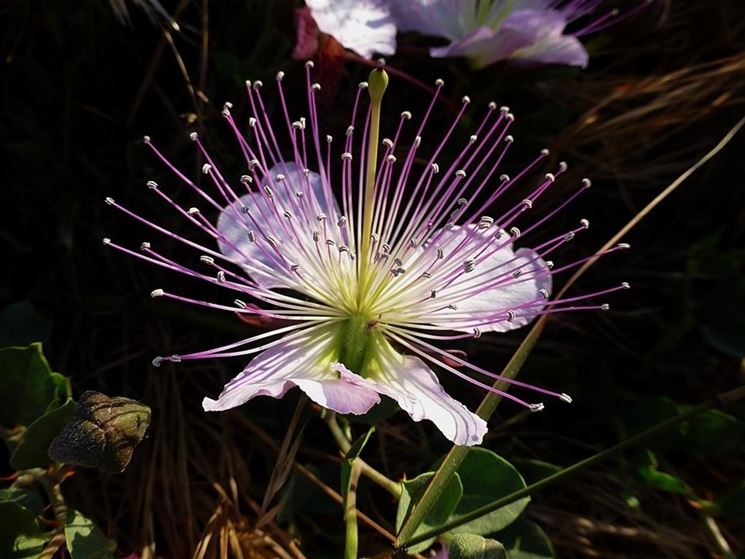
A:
[[336, 344, 487, 446], [216, 161, 339, 287], [305, 0, 397, 59], [426, 226, 552, 332], [203, 330, 380, 415]]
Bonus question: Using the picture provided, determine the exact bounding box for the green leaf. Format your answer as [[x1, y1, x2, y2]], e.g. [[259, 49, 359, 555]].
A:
[[0, 501, 47, 558], [64, 509, 116, 559], [684, 409, 745, 455], [396, 472, 464, 553], [49, 391, 151, 473], [0, 343, 60, 426], [0, 302, 53, 348], [637, 466, 691, 495], [10, 399, 77, 469], [716, 483, 745, 521], [447, 448, 530, 536], [449, 533, 507, 559], [0, 488, 44, 516], [497, 519, 556, 559]]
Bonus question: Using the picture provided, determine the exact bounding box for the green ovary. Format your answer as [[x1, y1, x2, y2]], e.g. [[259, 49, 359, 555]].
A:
[[332, 314, 382, 379]]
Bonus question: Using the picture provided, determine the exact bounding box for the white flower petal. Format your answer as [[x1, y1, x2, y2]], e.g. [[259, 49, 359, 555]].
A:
[[203, 329, 380, 415], [339, 341, 487, 446], [426, 225, 551, 332], [306, 0, 397, 58], [216, 161, 339, 287]]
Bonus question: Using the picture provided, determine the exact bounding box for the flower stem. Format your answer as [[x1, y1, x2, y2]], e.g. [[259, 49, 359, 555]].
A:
[[344, 459, 363, 559], [400, 383, 745, 549], [325, 412, 402, 499]]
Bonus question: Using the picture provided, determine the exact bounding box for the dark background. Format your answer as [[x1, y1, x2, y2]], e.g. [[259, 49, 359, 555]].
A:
[[1, 1, 744, 557]]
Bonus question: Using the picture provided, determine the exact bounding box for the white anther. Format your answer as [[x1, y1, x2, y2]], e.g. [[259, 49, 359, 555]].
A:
[[248, 117, 257, 127], [253, 80, 263, 89], [326, 134, 332, 143], [462, 95, 470, 104], [541, 149, 550, 156], [455, 169, 466, 178], [338, 245, 349, 253], [488, 101, 497, 110], [245, 80, 251, 87], [247, 230, 256, 243], [529, 403, 545, 413], [414, 135, 421, 147], [325, 239, 336, 246], [274, 174, 285, 182], [105, 197, 115, 205], [337, 216, 347, 227], [189, 131, 198, 141], [381, 243, 390, 253], [150, 288, 164, 298], [234, 299, 247, 309], [386, 154, 397, 163], [513, 269, 523, 278], [249, 159, 260, 170], [544, 173, 555, 182], [216, 271, 226, 283], [420, 271, 432, 279], [507, 310, 517, 322], [264, 186, 274, 198], [559, 161, 568, 172], [469, 135, 478, 144], [621, 281, 631, 289], [311, 83, 321, 91], [283, 210, 293, 219], [276, 71, 285, 81], [305, 60, 315, 68], [436, 248, 444, 259], [312, 231, 319, 242], [316, 213, 327, 221], [523, 199, 533, 209], [510, 227, 521, 238], [240, 175, 252, 185], [146, 180, 158, 189], [151, 357, 162, 367], [341, 152, 353, 161], [401, 110, 412, 120], [358, 81, 368, 89], [140, 242, 151, 250], [457, 198, 467, 206], [222, 102, 232, 116], [102, 237, 111, 245], [499, 106, 510, 113], [292, 120, 304, 130], [200, 255, 214, 265], [435, 78, 444, 87], [431, 163, 439, 174], [188, 207, 200, 215], [618, 243, 631, 249], [266, 236, 279, 248], [202, 163, 211, 174], [539, 288, 550, 299], [499, 174, 510, 182], [464, 258, 475, 273], [545, 260, 554, 269], [580, 218, 590, 229], [601, 304, 610, 311], [345, 126, 355, 137], [295, 191, 303, 198], [564, 231, 575, 242], [143, 135, 151, 144], [560, 393, 573, 403], [582, 178, 592, 188], [505, 135, 514, 143], [505, 113, 515, 122], [473, 328, 481, 338]]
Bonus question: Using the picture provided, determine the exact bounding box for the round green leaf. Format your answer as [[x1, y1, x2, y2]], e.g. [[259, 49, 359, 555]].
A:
[[497, 519, 556, 559], [10, 398, 77, 469], [65, 509, 116, 559], [447, 448, 530, 536], [0, 343, 60, 426], [0, 488, 45, 516], [449, 533, 507, 559], [0, 501, 47, 558]]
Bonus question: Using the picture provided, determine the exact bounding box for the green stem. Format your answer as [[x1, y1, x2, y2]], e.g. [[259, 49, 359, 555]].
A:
[[395, 115, 745, 545], [400, 384, 745, 549], [326, 412, 402, 499], [344, 459, 363, 559]]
